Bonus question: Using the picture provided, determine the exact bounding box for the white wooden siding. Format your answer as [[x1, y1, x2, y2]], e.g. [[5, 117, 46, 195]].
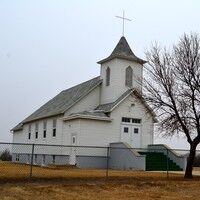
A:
[[13, 116, 64, 146], [13, 94, 153, 156], [65, 86, 100, 115], [110, 95, 154, 148], [67, 95, 154, 149], [100, 58, 143, 104]]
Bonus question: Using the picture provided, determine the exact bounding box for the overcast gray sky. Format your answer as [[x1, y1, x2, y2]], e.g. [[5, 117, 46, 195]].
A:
[[0, 0, 200, 149]]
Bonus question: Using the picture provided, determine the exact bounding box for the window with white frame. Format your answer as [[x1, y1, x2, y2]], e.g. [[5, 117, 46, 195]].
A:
[[16, 154, 19, 162], [125, 66, 133, 87], [134, 128, 139, 134], [28, 124, 31, 140], [106, 67, 110, 86], [35, 154, 37, 163], [124, 127, 129, 133], [72, 136, 76, 144], [43, 121, 47, 138], [52, 119, 56, 137], [42, 155, 45, 164], [35, 122, 38, 139], [27, 154, 30, 164], [52, 155, 55, 164]]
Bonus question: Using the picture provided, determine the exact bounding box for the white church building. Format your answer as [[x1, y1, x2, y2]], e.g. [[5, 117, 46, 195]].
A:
[[11, 36, 186, 171]]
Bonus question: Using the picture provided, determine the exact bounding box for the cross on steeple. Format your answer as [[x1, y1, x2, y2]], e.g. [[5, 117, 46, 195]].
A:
[[116, 10, 131, 36]]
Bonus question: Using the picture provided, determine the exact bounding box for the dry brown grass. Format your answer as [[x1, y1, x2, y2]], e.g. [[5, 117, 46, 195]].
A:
[[1, 162, 200, 200]]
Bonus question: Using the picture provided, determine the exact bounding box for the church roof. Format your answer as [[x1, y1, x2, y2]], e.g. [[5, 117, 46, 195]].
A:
[[97, 36, 146, 65], [12, 76, 102, 131], [95, 89, 133, 112], [95, 89, 157, 122]]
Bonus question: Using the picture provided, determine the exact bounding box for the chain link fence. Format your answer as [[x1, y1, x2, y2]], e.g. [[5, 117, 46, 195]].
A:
[[0, 142, 195, 181]]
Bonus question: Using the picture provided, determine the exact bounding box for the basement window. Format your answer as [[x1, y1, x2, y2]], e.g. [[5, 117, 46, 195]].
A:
[[16, 154, 19, 162], [42, 155, 45, 164], [35, 154, 37, 163], [27, 155, 30, 164], [52, 155, 55, 164]]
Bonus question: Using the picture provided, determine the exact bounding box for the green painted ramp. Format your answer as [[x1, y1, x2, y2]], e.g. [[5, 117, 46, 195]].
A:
[[139, 152, 182, 171]]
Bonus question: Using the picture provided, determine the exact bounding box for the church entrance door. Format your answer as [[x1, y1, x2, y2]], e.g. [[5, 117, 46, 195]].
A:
[[130, 126, 141, 148], [121, 124, 141, 148], [69, 134, 77, 165]]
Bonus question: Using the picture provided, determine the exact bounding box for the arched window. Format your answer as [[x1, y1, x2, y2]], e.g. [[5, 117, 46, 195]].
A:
[[106, 67, 110, 86], [125, 66, 133, 87]]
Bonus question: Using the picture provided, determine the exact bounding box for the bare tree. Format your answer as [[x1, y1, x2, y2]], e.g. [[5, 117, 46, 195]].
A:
[[144, 33, 200, 178]]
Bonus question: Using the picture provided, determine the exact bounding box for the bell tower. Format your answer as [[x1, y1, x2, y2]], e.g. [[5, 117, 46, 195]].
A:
[[97, 36, 146, 104]]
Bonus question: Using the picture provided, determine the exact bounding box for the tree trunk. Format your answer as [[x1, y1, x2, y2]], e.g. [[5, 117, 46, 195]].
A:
[[184, 143, 197, 179]]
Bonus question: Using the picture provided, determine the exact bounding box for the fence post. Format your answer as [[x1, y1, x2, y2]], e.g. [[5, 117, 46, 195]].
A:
[[166, 148, 169, 179], [29, 143, 35, 179], [106, 146, 110, 179]]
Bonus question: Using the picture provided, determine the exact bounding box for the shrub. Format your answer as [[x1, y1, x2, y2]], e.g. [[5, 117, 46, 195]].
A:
[[0, 149, 12, 161]]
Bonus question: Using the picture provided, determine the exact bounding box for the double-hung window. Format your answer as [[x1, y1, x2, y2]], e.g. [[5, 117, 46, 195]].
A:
[[52, 119, 56, 137], [43, 121, 47, 138], [35, 123, 38, 139], [28, 124, 31, 140]]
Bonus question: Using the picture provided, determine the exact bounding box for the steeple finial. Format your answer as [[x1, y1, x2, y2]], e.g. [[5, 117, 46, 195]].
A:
[[116, 10, 132, 36]]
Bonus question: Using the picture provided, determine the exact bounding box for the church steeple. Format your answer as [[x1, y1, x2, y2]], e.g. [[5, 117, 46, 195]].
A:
[[97, 36, 146, 65], [99, 36, 144, 104]]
